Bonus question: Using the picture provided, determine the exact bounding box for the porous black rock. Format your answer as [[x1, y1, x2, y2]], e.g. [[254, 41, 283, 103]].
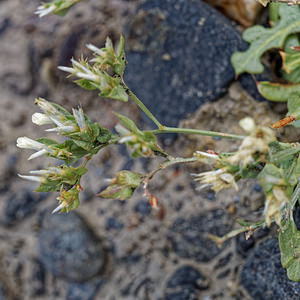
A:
[[241, 238, 300, 300], [30, 259, 46, 297], [39, 211, 105, 282], [0, 283, 6, 300], [164, 287, 198, 300], [235, 233, 255, 258], [125, 0, 247, 128], [3, 190, 46, 226], [169, 209, 232, 262], [166, 265, 209, 291], [66, 279, 104, 300]]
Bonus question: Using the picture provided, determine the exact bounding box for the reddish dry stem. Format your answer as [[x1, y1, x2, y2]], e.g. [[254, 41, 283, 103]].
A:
[[271, 115, 296, 129]]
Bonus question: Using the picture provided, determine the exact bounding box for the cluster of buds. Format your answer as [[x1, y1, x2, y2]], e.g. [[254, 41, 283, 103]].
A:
[[35, 0, 84, 17], [33, 98, 111, 154], [19, 165, 87, 213], [17, 136, 73, 162], [98, 171, 143, 200], [58, 37, 128, 102], [17, 98, 113, 213], [114, 113, 166, 158]]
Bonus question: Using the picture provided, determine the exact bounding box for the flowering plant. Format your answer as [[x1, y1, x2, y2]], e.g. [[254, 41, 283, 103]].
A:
[[16, 0, 300, 281]]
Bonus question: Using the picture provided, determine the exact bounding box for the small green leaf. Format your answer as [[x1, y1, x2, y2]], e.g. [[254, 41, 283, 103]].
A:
[[231, 4, 300, 75], [279, 219, 300, 281], [288, 94, 300, 127], [114, 113, 140, 134], [98, 185, 134, 200], [75, 79, 98, 90], [257, 81, 300, 102], [36, 138, 58, 146], [257, 164, 283, 193], [35, 181, 61, 193], [106, 85, 128, 102]]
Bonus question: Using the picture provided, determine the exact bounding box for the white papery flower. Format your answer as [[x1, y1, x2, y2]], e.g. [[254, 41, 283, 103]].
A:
[[17, 137, 44, 150], [32, 113, 52, 125], [35, 4, 56, 18], [193, 168, 238, 192], [16, 137, 53, 160], [58, 58, 100, 82], [86, 43, 106, 58], [18, 174, 44, 183], [72, 108, 86, 130]]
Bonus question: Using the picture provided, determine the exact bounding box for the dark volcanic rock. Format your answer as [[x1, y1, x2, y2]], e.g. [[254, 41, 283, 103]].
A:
[[30, 259, 46, 297], [169, 209, 232, 262], [3, 190, 46, 226], [241, 238, 300, 300], [39, 212, 105, 282], [235, 233, 255, 258], [0, 283, 6, 300], [166, 265, 209, 291], [125, 0, 246, 128], [66, 279, 104, 300], [164, 287, 198, 300]]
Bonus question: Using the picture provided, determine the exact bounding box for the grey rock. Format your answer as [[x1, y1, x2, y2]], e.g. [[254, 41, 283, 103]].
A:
[[169, 209, 232, 262], [235, 233, 255, 258], [66, 279, 104, 300], [164, 287, 198, 300], [30, 259, 46, 297], [3, 190, 46, 226], [241, 238, 300, 300], [166, 265, 209, 291], [125, 0, 247, 128], [39, 211, 106, 282]]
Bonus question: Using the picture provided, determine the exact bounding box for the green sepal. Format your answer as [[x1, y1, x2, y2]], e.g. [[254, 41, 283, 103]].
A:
[[257, 164, 283, 193], [98, 185, 134, 200], [36, 137, 58, 146], [35, 180, 61, 193], [75, 79, 98, 90], [114, 113, 140, 135], [98, 170, 143, 200], [101, 84, 128, 102]]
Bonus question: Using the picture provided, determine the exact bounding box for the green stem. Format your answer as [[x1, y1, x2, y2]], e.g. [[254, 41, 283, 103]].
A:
[[123, 81, 244, 140], [151, 126, 245, 140], [146, 157, 198, 180], [127, 89, 163, 129]]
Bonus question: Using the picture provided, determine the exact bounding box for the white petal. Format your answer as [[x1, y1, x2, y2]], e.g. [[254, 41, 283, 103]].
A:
[[58, 66, 75, 73], [17, 137, 44, 150], [18, 174, 42, 183], [32, 113, 52, 125], [29, 170, 49, 175], [71, 59, 91, 74], [76, 72, 98, 82], [119, 136, 135, 143], [52, 203, 65, 214], [28, 149, 47, 160], [86, 44, 106, 56]]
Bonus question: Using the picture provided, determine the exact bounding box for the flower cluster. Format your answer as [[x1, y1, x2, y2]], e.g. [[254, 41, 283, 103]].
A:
[[58, 36, 128, 102], [17, 98, 112, 212], [115, 113, 166, 158]]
